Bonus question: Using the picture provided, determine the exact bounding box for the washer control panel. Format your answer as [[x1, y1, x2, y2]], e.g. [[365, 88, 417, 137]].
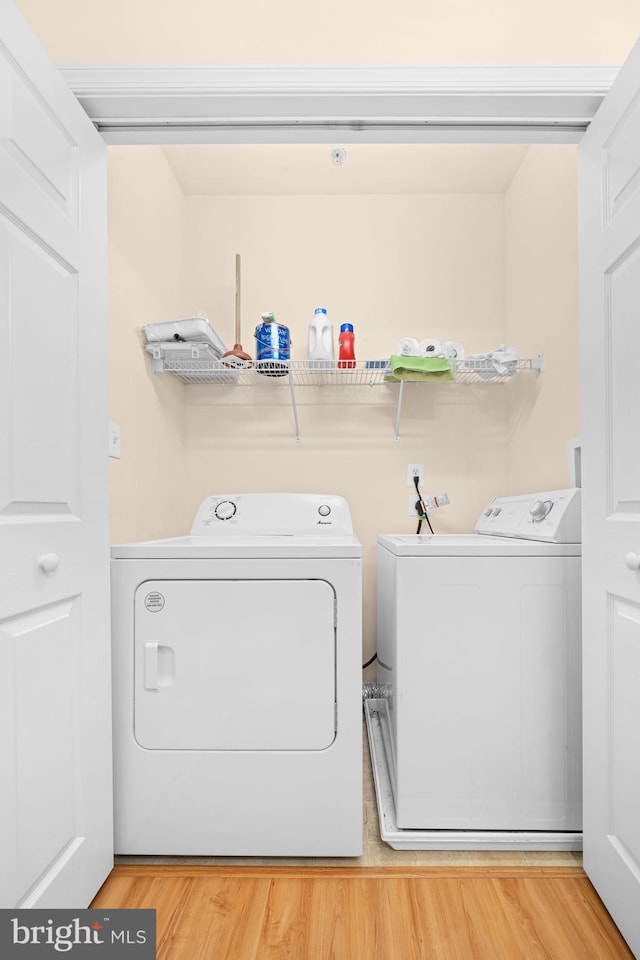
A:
[[474, 488, 581, 543], [190, 493, 353, 536]]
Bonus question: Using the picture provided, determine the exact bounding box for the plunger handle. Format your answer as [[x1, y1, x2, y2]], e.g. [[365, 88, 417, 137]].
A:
[[235, 253, 241, 345]]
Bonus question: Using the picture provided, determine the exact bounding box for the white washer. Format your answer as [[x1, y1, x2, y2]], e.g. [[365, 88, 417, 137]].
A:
[[111, 493, 362, 856], [367, 488, 582, 850]]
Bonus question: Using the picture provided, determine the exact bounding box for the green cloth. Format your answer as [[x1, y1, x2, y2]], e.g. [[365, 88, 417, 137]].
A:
[[384, 354, 456, 382]]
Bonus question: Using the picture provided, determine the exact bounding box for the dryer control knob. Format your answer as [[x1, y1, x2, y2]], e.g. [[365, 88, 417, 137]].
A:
[[484, 508, 493, 517], [492, 507, 502, 516], [318, 504, 331, 517], [530, 499, 552, 522], [214, 500, 237, 520]]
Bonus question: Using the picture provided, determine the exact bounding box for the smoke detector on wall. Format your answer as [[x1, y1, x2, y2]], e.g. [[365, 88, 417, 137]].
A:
[[330, 147, 347, 165]]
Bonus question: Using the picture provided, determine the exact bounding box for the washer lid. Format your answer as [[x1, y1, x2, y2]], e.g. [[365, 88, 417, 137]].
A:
[[111, 534, 361, 559], [377, 533, 580, 557]]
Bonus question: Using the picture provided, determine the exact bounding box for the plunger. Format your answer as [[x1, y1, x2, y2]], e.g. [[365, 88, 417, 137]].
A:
[[222, 253, 252, 366]]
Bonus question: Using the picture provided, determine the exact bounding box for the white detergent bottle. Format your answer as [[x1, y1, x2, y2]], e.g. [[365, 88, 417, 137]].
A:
[[308, 307, 335, 362]]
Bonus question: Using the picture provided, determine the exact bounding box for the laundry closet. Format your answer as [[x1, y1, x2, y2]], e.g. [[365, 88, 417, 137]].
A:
[[106, 141, 579, 651], [4, 0, 640, 937]]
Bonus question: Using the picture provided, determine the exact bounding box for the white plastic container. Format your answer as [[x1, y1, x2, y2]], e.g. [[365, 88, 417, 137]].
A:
[[308, 307, 335, 362]]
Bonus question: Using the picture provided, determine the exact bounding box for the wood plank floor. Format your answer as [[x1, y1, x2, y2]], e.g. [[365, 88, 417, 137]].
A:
[[91, 865, 634, 959]]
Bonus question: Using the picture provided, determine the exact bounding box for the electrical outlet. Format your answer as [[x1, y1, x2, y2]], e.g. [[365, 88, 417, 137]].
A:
[[108, 421, 121, 459], [407, 463, 424, 486]]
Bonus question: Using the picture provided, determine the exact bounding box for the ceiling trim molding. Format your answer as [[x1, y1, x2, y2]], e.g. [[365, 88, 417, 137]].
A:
[[59, 63, 619, 144]]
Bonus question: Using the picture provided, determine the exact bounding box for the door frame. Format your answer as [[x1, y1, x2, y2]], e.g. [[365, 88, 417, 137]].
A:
[[60, 63, 617, 145], [59, 50, 622, 913]]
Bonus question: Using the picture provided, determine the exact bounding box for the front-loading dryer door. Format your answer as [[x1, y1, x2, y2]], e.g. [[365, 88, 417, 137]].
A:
[[133, 579, 336, 750]]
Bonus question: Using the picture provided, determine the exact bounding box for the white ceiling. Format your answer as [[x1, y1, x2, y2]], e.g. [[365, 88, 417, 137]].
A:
[[161, 144, 531, 196]]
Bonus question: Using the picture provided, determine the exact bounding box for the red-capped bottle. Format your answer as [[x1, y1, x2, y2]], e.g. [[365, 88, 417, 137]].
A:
[[338, 323, 356, 368]]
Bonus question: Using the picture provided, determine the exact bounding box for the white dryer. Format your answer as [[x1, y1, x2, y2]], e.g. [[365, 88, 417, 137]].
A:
[[111, 493, 362, 856], [368, 488, 582, 850]]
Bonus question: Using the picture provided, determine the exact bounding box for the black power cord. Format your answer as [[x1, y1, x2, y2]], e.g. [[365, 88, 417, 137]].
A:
[[363, 477, 434, 671], [413, 474, 434, 534]]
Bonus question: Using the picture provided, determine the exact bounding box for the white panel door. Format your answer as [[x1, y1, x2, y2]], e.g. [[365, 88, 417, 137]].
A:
[[0, 1, 112, 907], [134, 579, 336, 750], [579, 34, 640, 959]]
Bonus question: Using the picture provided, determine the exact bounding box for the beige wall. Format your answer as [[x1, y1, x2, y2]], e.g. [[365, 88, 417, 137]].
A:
[[106, 145, 580, 665], [108, 147, 194, 543], [182, 192, 511, 662], [505, 145, 579, 494], [16, 1, 640, 65]]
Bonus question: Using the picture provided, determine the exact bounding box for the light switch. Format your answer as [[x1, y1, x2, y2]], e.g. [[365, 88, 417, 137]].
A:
[[109, 421, 121, 459]]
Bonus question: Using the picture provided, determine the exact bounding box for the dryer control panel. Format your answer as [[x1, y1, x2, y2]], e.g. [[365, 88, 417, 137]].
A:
[[190, 493, 354, 536], [474, 488, 581, 543]]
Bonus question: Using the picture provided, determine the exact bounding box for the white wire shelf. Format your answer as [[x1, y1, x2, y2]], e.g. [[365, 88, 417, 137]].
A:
[[144, 342, 543, 386], [144, 341, 542, 441]]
